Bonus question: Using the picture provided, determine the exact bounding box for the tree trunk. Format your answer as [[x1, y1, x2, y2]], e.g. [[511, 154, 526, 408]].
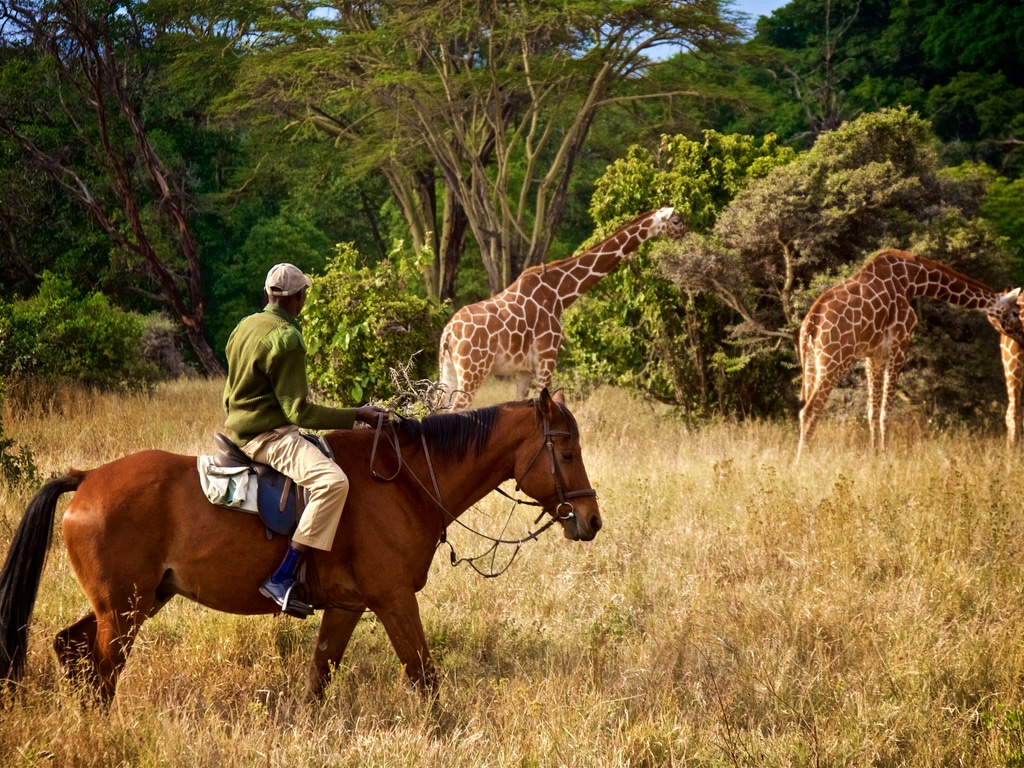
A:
[[439, 198, 469, 303]]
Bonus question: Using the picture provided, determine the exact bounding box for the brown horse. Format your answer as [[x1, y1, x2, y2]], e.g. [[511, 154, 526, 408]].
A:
[[0, 388, 600, 703]]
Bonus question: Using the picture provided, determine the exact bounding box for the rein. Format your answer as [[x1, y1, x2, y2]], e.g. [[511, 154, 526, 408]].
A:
[[368, 403, 596, 578]]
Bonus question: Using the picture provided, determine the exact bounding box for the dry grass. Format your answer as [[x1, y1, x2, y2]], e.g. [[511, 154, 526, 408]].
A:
[[3, 378, 1024, 766]]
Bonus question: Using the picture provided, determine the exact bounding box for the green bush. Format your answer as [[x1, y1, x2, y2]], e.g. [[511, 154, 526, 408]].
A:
[[303, 244, 449, 405], [0, 417, 37, 487], [561, 130, 797, 416], [0, 272, 161, 389], [0, 369, 37, 486]]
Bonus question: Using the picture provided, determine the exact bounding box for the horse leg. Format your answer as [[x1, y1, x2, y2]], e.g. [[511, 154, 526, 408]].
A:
[[306, 606, 364, 700], [55, 589, 170, 703], [91, 594, 164, 702], [372, 593, 435, 689], [54, 613, 99, 689]]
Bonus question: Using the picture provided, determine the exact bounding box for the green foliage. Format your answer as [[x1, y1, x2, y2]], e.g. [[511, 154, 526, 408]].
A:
[[303, 244, 448, 405], [979, 174, 1024, 283], [0, 272, 161, 389], [562, 130, 797, 414], [661, 108, 1013, 419], [739, 0, 1024, 173], [0, 415, 38, 488], [991, 707, 1024, 766], [207, 212, 331, 355], [589, 131, 796, 234], [0, 339, 37, 486]]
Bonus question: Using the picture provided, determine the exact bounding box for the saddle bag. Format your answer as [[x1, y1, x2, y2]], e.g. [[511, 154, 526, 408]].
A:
[[198, 432, 334, 537]]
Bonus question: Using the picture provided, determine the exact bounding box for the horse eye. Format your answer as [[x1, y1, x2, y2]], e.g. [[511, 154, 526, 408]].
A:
[[561, 451, 573, 462]]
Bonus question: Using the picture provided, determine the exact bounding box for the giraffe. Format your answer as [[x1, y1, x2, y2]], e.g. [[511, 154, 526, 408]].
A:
[[795, 249, 1024, 460], [1000, 334, 1024, 444], [438, 206, 688, 410]]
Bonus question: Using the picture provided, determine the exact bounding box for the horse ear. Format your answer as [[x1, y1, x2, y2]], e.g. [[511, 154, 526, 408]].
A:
[[537, 388, 557, 420], [550, 388, 566, 405]]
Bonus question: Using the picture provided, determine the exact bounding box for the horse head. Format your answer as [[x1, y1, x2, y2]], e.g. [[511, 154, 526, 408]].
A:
[[515, 389, 602, 542]]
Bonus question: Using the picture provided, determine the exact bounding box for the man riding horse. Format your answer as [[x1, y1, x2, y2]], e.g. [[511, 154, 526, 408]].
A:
[[222, 263, 386, 617]]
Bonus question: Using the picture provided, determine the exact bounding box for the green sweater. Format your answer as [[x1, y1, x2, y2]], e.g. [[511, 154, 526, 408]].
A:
[[223, 305, 357, 446]]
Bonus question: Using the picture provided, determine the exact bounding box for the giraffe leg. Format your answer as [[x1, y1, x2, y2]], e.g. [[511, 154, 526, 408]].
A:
[[797, 355, 853, 462], [1002, 336, 1022, 446], [525, 350, 557, 400], [1010, 375, 1022, 447], [439, 316, 495, 410], [513, 372, 533, 401], [865, 357, 887, 452], [877, 347, 908, 453], [447, 348, 489, 410]]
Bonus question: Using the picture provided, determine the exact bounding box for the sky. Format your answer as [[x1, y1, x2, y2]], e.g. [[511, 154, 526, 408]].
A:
[[725, 0, 790, 39], [731, 0, 790, 21]]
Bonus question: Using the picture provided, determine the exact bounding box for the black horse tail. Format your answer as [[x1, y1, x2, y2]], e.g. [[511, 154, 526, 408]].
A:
[[0, 472, 83, 685]]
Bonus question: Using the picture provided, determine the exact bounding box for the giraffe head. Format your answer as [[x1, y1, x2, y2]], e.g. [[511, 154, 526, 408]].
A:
[[986, 287, 1024, 345], [650, 206, 688, 242]]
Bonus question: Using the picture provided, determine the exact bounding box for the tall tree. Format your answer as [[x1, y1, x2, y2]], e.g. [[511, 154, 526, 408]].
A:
[[230, 0, 739, 300], [658, 107, 1013, 415], [561, 129, 796, 413], [0, 0, 239, 374]]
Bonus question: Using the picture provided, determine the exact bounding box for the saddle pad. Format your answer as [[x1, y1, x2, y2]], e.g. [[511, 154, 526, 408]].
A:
[[196, 456, 259, 513]]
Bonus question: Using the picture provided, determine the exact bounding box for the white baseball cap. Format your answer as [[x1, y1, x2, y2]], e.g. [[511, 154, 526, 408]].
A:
[[264, 263, 312, 296]]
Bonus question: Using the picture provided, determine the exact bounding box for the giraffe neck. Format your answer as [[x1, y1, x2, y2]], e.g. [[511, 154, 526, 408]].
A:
[[532, 222, 650, 313], [900, 254, 997, 309]]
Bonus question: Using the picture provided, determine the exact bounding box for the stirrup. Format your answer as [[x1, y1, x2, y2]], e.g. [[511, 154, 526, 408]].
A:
[[259, 577, 314, 619], [281, 582, 313, 619]]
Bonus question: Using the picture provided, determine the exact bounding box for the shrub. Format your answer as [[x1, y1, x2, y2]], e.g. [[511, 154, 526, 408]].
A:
[[303, 244, 449, 405], [0, 271, 162, 389], [0, 369, 37, 487]]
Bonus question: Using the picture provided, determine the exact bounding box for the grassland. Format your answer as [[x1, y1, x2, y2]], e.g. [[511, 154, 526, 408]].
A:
[[3, 377, 1024, 766]]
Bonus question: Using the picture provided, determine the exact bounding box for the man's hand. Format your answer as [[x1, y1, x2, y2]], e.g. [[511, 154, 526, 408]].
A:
[[354, 405, 388, 426]]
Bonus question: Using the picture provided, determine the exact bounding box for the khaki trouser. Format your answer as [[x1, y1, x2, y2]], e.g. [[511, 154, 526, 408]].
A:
[[242, 425, 349, 551]]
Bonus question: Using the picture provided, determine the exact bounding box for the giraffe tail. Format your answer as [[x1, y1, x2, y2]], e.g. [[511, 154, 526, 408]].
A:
[[438, 327, 458, 397], [795, 322, 814, 409]]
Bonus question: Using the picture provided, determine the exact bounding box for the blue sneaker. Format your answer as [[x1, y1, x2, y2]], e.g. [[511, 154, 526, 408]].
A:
[[259, 575, 313, 618]]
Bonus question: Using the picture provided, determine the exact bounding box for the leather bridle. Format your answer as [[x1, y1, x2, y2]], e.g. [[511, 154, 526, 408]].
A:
[[366, 402, 598, 577], [516, 408, 597, 525]]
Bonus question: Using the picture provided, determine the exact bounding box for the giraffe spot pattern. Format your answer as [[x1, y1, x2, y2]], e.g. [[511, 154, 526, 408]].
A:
[[796, 249, 1024, 460], [438, 207, 688, 408]]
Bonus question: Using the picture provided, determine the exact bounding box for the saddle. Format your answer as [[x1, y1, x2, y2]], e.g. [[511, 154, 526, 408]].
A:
[[198, 432, 334, 537]]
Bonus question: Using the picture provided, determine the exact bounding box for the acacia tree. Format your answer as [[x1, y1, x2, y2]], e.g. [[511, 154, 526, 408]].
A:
[[0, 0, 239, 374], [560, 129, 796, 413], [232, 0, 738, 300], [560, 108, 1015, 417], [657, 107, 1013, 415], [660, 108, 982, 342]]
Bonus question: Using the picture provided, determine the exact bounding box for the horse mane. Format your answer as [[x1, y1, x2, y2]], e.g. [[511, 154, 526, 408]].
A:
[[396, 398, 580, 461], [399, 405, 503, 460]]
